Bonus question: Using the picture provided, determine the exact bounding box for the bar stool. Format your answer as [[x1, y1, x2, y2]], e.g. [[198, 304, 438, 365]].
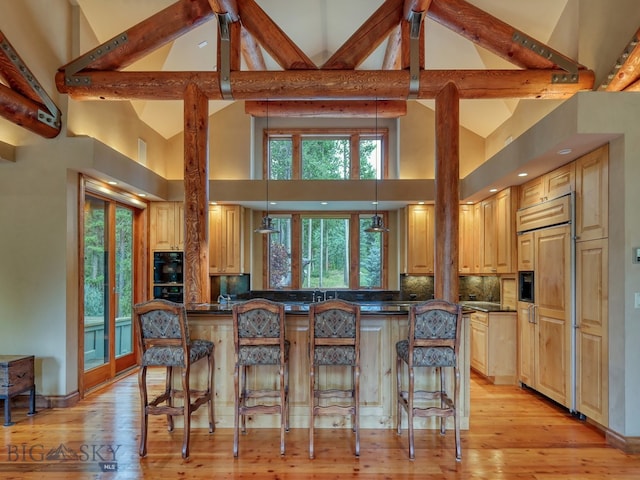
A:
[[308, 299, 361, 459], [396, 299, 462, 460], [133, 299, 215, 459], [232, 299, 289, 457]]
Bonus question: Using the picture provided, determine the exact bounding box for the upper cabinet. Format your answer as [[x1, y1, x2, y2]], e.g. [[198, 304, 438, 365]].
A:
[[150, 202, 184, 251], [478, 187, 516, 274], [459, 204, 475, 274], [209, 204, 244, 275], [406, 204, 435, 274], [519, 163, 575, 208], [576, 144, 609, 242]]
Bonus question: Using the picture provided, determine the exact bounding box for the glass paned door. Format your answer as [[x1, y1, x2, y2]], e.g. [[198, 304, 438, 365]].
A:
[[83, 196, 109, 371], [82, 193, 136, 390]]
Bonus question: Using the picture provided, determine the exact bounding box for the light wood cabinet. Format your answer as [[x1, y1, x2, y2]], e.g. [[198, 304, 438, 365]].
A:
[[576, 144, 608, 242], [480, 196, 496, 273], [517, 224, 571, 407], [519, 162, 575, 208], [495, 188, 517, 273], [517, 232, 534, 271], [473, 202, 482, 272], [209, 204, 244, 274], [149, 202, 184, 251], [406, 204, 434, 274], [576, 239, 608, 426], [470, 310, 517, 385], [459, 204, 475, 273], [479, 187, 516, 274]]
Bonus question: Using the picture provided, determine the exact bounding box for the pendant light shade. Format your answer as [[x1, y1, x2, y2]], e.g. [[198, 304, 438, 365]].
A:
[[364, 99, 388, 233], [255, 99, 279, 234]]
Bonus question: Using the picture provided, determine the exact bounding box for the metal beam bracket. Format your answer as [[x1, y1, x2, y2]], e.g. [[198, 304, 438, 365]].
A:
[[408, 10, 424, 99], [64, 32, 129, 86], [217, 13, 233, 100], [512, 30, 578, 77], [0, 37, 61, 127], [552, 73, 580, 84]]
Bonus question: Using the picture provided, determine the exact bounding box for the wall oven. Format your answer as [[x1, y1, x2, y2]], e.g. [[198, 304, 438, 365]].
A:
[[153, 251, 184, 302]]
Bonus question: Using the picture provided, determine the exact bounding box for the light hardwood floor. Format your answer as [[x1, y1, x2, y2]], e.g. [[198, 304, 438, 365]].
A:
[[1, 370, 638, 479]]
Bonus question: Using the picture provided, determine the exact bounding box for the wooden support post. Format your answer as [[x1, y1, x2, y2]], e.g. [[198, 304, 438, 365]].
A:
[[434, 82, 459, 303], [183, 83, 210, 304]]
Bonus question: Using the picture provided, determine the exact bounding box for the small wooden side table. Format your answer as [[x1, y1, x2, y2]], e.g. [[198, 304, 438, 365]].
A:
[[0, 355, 36, 426]]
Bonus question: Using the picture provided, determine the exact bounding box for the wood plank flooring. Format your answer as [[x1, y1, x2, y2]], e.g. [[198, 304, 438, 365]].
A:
[[1, 370, 638, 479]]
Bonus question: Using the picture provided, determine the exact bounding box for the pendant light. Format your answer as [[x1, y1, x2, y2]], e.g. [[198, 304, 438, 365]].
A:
[[365, 99, 389, 233], [255, 99, 280, 234]]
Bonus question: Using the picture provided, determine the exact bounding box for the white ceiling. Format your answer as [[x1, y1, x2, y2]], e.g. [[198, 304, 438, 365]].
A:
[[75, 0, 574, 140]]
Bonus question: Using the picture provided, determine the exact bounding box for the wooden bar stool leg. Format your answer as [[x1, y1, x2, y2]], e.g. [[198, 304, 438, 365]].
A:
[[408, 366, 415, 460], [138, 366, 149, 457], [233, 363, 240, 457], [182, 367, 191, 459], [309, 363, 315, 459], [207, 352, 215, 433], [166, 366, 174, 432], [354, 364, 360, 457]]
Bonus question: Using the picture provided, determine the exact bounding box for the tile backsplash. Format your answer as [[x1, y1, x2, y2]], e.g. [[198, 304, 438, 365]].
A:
[[400, 275, 500, 302]]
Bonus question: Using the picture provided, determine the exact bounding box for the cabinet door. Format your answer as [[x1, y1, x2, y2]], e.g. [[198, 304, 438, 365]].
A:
[[470, 313, 488, 375], [473, 202, 482, 272], [209, 205, 243, 274], [534, 225, 571, 406], [407, 205, 434, 274], [459, 205, 474, 273], [495, 188, 515, 273], [480, 197, 496, 273], [544, 163, 575, 201], [576, 239, 608, 426], [519, 176, 545, 208], [517, 232, 534, 271], [517, 301, 535, 385], [150, 202, 183, 251], [576, 144, 608, 241]]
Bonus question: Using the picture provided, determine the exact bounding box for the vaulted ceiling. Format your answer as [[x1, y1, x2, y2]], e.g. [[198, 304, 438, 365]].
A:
[[2, 0, 639, 143], [63, 0, 609, 139]]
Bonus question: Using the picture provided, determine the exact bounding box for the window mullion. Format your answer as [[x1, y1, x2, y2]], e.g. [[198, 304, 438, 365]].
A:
[[350, 135, 360, 179], [292, 134, 301, 180]]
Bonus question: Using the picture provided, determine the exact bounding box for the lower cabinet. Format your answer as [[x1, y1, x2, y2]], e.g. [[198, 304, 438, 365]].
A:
[[470, 311, 517, 385]]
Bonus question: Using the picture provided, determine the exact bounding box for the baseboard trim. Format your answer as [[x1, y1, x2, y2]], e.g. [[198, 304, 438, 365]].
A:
[[606, 429, 640, 454]]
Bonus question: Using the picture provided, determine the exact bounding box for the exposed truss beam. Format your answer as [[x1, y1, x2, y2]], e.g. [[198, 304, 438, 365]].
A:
[[236, 0, 316, 70], [245, 100, 407, 117], [55, 69, 594, 101], [599, 28, 640, 91], [323, 0, 404, 69], [60, 0, 214, 74], [427, 0, 585, 72]]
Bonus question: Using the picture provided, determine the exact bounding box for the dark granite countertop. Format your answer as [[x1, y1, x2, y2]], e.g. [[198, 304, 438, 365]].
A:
[[459, 301, 516, 313]]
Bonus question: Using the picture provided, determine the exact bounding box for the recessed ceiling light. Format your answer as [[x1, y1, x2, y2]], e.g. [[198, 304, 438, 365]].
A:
[[209, 201, 217, 205], [418, 201, 425, 205], [466, 201, 473, 204], [138, 193, 147, 197], [197, 40, 208, 48], [107, 181, 118, 185], [372, 201, 379, 205], [518, 172, 528, 177], [489, 188, 498, 193], [320, 201, 328, 205], [558, 148, 572, 155], [269, 201, 277, 205]]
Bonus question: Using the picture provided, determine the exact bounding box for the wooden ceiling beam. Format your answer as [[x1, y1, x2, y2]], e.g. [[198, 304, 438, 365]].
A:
[[241, 26, 266, 71], [382, 25, 403, 70], [0, 31, 42, 104], [323, 0, 404, 69], [427, 0, 585, 71], [59, 0, 214, 73], [0, 84, 60, 138], [601, 28, 640, 91], [404, 0, 433, 20], [55, 68, 594, 101], [245, 100, 407, 117], [208, 0, 239, 21], [237, 0, 316, 70]]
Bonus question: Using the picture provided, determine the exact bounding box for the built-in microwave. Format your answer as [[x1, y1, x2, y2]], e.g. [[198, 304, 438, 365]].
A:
[[518, 271, 534, 303]]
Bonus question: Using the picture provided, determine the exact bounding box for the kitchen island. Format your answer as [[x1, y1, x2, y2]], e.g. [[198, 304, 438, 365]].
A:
[[181, 303, 470, 431]]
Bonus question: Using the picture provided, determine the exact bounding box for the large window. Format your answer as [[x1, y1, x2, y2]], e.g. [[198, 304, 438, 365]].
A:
[[263, 128, 388, 290], [265, 213, 386, 290], [266, 129, 387, 180]]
